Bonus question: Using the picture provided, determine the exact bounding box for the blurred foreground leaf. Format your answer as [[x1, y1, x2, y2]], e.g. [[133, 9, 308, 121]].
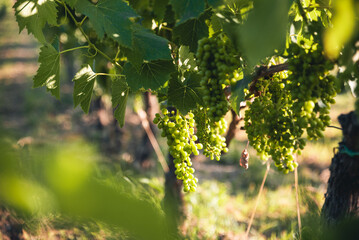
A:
[[0, 138, 169, 240], [235, 0, 290, 67], [324, 0, 356, 59]]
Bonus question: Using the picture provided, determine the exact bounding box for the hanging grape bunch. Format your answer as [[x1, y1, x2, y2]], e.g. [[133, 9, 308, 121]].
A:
[[194, 107, 228, 161], [286, 41, 336, 142], [244, 22, 338, 173], [244, 74, 300, 173], [153, 109, 201, 192], [196, 37, 241, 122]]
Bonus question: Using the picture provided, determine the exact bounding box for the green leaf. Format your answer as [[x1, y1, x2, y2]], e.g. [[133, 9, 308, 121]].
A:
[[132, 26, 172, 62], [230, 76, 251, 115], [168, 72, 204, 114], [13, 0, 58, 43], [206, 0, 223, 7], [178, 45, 196, 72], [73, 65, 97, 114], [173, 11, 211, 52], [123, 60, 175, 91], [324, 0, 355, 59], [112, 78, 129, 127], [236, 0, 290, 67], [74, 0, 138, 48], [64, 0, 78, 8], [153, 0, 169, 20], [170, 0, 205, 25], [33, 44, 60, 98]]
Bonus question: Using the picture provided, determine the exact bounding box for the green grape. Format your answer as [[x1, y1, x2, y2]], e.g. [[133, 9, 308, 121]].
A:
[[154, 109, 199, 192], [196, 37, 241, 122], [194, 107, 228, 161]]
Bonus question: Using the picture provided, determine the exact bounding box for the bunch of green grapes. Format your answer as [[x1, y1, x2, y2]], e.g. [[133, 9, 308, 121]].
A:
[[153, 108, 202, 192], [196, 37, 241, 122], [245, 39, 338, 173], [244, 76, 301, 173], [286, 42, 336, 141], [194, 107, 228, 161]]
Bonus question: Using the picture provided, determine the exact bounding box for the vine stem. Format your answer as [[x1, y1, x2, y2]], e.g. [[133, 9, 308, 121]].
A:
[[328, 125, 343, 130], [61, 1, 115, 64], [248, 63, 289, 93], [137, 109, 169, 173], [59, 45, 89, 54], [245, 161, 270, 239], [294, 154, 302, 237], [96, 73, 125, 77]]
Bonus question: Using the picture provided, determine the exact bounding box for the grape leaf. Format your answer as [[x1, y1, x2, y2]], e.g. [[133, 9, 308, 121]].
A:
[[123, 60, 175, 91], [173, 11, 210, 52], [73, 65, 97, 114], [112, 78, 129, 127], [132, 26, 172, 62], [170, 0, 205, 25], [74, 0, 138, 48], [153, 0, 169, 20], [324, 0, 355, 59], [230, 76, 251, 115], [235, 0, 290, 67], [13, 0, 58, 43], [168, 73, 204, 114], [178, 45, 196, 72], [33, 44, 60, 98], [206, 0, 223, 7], [64, 0, 78, 8]]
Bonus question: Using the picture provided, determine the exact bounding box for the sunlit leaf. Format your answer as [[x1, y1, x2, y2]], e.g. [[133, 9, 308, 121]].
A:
[[112, 77, 129, 127], [73, 65, 97, 114], [33, 44, 60, 98], [324, 0, 355, 59], [13, 0, 58, 43]]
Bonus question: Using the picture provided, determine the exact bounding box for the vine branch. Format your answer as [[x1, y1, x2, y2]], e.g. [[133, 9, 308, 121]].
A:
[[248, 63, 289, 93]]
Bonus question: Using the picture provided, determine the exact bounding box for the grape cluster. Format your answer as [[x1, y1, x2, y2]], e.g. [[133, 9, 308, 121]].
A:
[[153, 108, 201, 192], [196, 37, 240, 122], [245, 40, 338, 173], [286, 42, 336, 140], [194, 107, 228, 161], [245, 76, 300, 173]]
